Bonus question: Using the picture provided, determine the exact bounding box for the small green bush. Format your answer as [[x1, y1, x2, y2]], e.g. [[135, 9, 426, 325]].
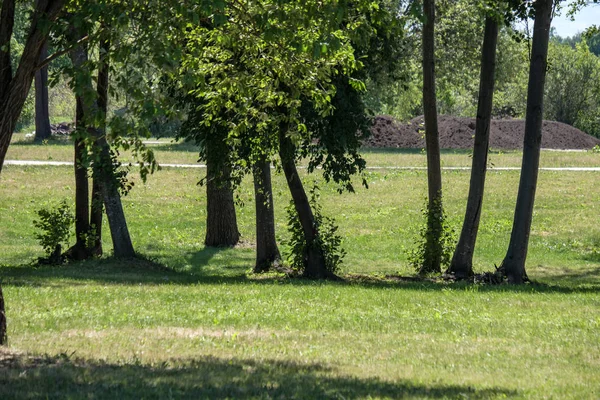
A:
[[33, 200, 74, 263], [408, 196, 456, 274]]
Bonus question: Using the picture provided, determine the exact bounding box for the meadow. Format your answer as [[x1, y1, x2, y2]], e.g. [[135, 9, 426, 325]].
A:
[[0, 136, 599, 399]]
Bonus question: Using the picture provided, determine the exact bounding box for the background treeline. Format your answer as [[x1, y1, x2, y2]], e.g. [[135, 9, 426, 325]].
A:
[[12, 1, 600, 138]]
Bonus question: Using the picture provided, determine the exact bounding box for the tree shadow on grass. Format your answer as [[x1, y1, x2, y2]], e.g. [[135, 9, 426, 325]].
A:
[[0, 351, 517, 399]]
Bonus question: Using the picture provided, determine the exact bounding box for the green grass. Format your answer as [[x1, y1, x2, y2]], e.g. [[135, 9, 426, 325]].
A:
[[1, 147, 599, 399]]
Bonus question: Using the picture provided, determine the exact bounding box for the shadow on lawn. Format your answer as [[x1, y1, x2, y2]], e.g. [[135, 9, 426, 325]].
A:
[[1, 254, 598, 294], [0, 351, 517, 399]]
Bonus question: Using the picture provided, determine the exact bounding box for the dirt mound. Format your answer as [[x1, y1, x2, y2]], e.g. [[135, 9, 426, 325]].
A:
[[366, 115, 600, 150]]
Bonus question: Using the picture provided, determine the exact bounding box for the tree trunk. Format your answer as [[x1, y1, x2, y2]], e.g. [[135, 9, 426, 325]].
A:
[[204, 154, 240, 247], [449, 16, 499, 279], [90, 177, 103, 256], [0, 0, 66, 174], [0, 284, 6, 345], [253, 157, 280, 272], [500, 0, 553, 284], [65, 87, 103, 260], [278, 131, 332, 279], [95, 35, 135, 258], [421, 0, 443, 275], [69, 31, 134, 258], [34, 42, 52, 142]]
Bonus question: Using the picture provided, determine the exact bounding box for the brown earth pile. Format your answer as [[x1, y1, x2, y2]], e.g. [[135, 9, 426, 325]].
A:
[[366, 115, 600, 150]]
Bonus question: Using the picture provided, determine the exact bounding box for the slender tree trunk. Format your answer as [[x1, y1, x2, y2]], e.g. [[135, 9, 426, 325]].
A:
[[279, 131, 332, 279], [34, 42, 52, 142], [204, 154, 240, 247], [500, 0, 553, 284], [0, 284, 6, 345], [421, 0, 443, 275], [95, 35, 135, 258], [253, 157, 280, 272], [449, 16, 499, 279], [66, 87, 103, 259], [90, 177, 103, 256]]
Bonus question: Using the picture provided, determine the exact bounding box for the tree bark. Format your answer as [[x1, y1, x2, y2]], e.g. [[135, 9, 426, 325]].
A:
[[204, 154, 240, 247], [95, 35, 135, 258], [278, 131, 332, 279], [0, 0, 66, 174], [0, 284, 6, 345], [449, 16, 499, 279], [500, 0, 553, 284], [34, 42, 52, 142], [421, 0, 443, 275], [253, 157, 280, 272], [65, 85, 103, 260], [90, 177, 103, 256]]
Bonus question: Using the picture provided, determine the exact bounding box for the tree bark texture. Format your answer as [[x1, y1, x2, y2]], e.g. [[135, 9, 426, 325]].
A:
[[421, 0, 443, 275], [34, 42, 52, 142], [278, 131, 331, 279], [0, 0, 66, 174], [501, 0, 553, 284], [449, 16, 499, 279], [204, 155, 240, 247], [253, 157, 280, 272]]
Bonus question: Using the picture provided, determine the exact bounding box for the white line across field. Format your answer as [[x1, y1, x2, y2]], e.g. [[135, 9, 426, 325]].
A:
[[4, 160, 600, 171]]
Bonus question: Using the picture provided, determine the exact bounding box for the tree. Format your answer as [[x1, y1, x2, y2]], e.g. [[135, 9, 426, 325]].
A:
[[66, 39, 103, 260], [420, 0, 444, 275], [0, 0, 66, 173], [449, 11, 500, 278], [34, 42, 52, 141], [500, 0, 554, 283], [253, 156, 280, 272]]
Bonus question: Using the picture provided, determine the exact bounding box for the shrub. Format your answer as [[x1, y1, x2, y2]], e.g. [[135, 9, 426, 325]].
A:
[[408, 196, 456, 274], [33, 200, 74, 264]]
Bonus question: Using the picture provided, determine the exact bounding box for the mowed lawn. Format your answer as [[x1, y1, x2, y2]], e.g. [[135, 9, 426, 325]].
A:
[[0, 143, 599, 399]]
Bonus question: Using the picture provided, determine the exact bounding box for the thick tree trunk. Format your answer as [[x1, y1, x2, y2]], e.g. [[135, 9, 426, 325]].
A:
[[0, 0, 66, 174], [34, 42, 52, 142], [500, 0, 553, 284], [279, 131, 331, 279], [449, 17, 499, 279], [421, 0, 443, 275], [253, 157, 280, 272], [0, 284, 6, 345], [204, 155, 240, 247]]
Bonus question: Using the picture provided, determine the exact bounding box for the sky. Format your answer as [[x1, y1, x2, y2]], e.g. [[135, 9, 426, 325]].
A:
[[552, 2, 600, 37]]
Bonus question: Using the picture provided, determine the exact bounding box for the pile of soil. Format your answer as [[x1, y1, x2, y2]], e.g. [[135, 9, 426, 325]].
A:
[[50, 122, 74, 136], [366, 115, 600, 150]]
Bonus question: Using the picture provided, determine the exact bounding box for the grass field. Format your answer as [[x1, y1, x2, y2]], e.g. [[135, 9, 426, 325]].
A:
[[1, 140, 599, 399]]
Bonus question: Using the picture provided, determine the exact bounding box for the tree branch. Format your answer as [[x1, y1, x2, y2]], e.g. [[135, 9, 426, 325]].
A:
[[36, 35, 89, 71]]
